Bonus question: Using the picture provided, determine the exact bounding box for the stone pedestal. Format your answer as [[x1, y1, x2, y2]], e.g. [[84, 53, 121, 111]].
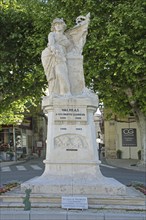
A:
[[21, 95, 126, 196]]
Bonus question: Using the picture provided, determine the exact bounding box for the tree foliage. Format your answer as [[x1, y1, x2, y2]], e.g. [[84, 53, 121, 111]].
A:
[[0, 0, 146, 125], [87, 0, 146, 118], [0, 0, 47, 124]]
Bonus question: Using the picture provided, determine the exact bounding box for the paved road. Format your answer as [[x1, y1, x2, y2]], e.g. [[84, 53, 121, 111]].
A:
[[100, 163, 145, 185], [0, 158, 145, 186], [0, 158, 44, 185]]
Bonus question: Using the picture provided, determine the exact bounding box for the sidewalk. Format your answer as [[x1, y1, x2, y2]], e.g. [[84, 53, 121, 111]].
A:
[[0, 209, 145, 220], [104, 158, 146, 172], [0, 155, 42, 168]]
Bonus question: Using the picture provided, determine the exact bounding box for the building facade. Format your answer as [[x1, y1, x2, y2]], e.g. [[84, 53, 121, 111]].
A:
[[104, 117, 141, 159], [0, 116, 47, 161]]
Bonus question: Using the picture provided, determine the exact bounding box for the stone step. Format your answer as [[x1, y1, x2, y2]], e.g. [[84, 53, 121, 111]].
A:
[[0, 187, 145, 211]]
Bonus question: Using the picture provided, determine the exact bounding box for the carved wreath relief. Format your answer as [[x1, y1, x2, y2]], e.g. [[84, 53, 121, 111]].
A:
[[54, 134, 88, 149]]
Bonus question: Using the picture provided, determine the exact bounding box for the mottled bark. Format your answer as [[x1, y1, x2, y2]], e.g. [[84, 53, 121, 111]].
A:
[[136, 113, 146, 164], [125, 88, 146, 164]]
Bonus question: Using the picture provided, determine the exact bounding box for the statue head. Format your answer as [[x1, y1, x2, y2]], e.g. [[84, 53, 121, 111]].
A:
[[76, 16, 86, 25], [51, 18, 67, 32]]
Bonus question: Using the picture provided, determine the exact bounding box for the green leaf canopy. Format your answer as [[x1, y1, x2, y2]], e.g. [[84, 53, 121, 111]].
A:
[[1, 0, 146, 124]]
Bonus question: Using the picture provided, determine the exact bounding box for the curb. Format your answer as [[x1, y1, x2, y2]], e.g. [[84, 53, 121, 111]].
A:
[[0, 210, 145, 220]]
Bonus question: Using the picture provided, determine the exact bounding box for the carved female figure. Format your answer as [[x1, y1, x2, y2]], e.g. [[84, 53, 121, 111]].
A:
[[41, 18, 71, 96]]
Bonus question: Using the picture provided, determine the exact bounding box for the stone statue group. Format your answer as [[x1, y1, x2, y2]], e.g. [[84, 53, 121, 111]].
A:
[[41, 13, 90, 97]]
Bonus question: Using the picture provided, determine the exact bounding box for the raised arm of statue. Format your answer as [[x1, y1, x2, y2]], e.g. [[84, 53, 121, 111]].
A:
[[65, 13, 90, 55]]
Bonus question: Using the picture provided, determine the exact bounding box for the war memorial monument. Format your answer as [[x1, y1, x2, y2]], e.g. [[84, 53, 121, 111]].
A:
[[21, 13, 126, 197]]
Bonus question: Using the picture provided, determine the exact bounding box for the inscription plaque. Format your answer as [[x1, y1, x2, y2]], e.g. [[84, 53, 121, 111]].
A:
[[55, 107, 87, 121], [62, 196, 88, 210]]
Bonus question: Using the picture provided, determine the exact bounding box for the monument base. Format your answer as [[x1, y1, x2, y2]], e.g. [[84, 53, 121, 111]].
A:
[[21, 161, 126, 196], [21, 175, 126, 196]]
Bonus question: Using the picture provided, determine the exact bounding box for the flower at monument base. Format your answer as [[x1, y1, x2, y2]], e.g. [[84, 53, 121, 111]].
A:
[[0, 182, 20, 195], [127, 182, 146, 195]]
